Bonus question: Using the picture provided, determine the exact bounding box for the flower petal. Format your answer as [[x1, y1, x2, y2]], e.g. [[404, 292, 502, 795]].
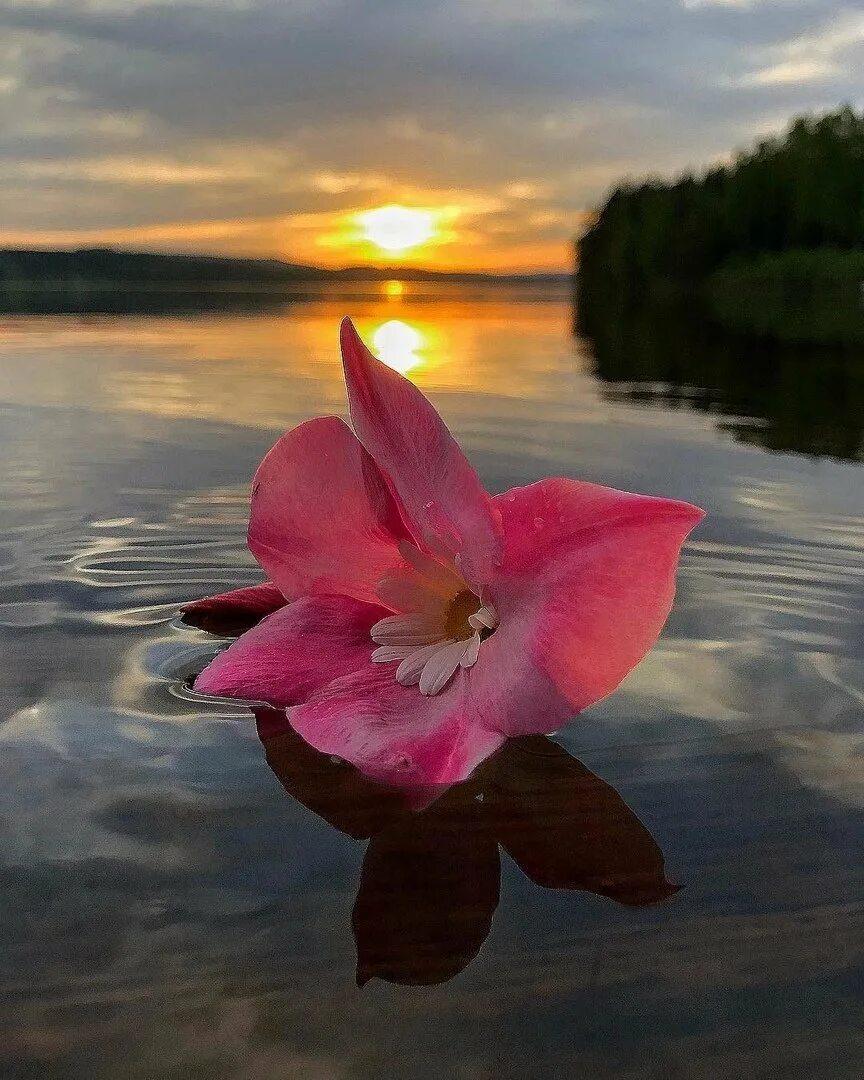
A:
[[288, 665, 506, 790], [194, 595, 386, 708], [468, 605, 497, 631], [340, 318, 503, 586], [460, 632, 481, 669], [475, 478, 704, 734], [180, 582, 287, 636], [371, 644, 417, 663], [248, 415, 410, 606]]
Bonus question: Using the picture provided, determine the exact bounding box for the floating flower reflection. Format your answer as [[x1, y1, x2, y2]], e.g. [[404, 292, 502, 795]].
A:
[[254, 705, 678, 986]]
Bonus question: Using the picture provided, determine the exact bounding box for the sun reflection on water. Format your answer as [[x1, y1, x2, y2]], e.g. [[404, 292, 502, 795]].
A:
[[0, 292, 577, 430], [371, 319, 426, 375], [384, 280, 405, 299]]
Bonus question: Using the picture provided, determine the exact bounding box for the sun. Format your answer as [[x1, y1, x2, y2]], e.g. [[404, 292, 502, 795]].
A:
[[358, 205, 436, 254]]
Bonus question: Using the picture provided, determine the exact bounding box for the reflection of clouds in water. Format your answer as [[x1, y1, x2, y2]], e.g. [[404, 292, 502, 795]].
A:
[[574, 470, 864, 810], [5, 694, 864, 1078]]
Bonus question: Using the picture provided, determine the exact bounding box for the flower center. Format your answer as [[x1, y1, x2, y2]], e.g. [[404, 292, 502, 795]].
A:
[[444, 589, 482, 639], [368, 543, 499, 697]]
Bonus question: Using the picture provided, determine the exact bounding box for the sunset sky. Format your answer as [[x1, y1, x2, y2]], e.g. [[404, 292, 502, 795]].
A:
[[1, 0, 862, 271]]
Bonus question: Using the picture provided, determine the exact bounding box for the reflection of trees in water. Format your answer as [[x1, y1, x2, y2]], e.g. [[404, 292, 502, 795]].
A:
[[0, 289, 298, 317], [576, 297, 864, 462]]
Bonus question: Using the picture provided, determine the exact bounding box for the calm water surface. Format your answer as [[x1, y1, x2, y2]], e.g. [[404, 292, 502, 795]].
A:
[[1, 284, 863, 1079]]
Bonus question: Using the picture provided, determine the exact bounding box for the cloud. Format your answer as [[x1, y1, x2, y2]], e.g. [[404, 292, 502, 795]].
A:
[[737, 8, 864, 85], [681, 0, 802, 9], [0, 0, 862, 269]]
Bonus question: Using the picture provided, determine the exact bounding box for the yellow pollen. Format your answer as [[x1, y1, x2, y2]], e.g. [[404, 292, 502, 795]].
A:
[[444, 589, 480, 639]]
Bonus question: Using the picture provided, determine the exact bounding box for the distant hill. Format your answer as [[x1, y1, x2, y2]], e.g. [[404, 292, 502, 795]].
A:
[[0, 246, 570, 292]]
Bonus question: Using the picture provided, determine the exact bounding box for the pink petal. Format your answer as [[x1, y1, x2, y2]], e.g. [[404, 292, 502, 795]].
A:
[[194, 595, 387, 708], [474, 478, 704, 734], [340, 317, 503, 587], [254, 709, 410, 840], [462, 628, 575, 739], [180, 582, 287, 636], [248, 415, 410, 606], [288, 665, 505, 790]]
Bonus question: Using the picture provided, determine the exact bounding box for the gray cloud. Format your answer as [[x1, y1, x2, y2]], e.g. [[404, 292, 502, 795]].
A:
[[0, 0, 861, 267]]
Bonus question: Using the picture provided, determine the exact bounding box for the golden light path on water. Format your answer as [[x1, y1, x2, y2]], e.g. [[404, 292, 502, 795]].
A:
[[0, 282, 605, 433], [371, 318, 426, 374]]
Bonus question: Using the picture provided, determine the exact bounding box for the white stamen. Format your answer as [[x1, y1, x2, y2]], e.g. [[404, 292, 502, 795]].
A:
[[371, 613, 443, 646], [468, 604, 498, 631], [418, 639, 469, 696], [395, 640, 456, 686], [460, 632, 481, 669], [371, 644, 417, 663], [371, 557, 499, 695]]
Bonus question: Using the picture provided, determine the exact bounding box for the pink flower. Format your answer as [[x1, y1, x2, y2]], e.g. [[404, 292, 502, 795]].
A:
[[187, 317, 704, 794]]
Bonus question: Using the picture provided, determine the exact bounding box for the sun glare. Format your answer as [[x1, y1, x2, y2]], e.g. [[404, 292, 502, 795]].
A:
[[384, 279, 404, 299], [358, 205, 435, 254], [372, 320, 425, 374]]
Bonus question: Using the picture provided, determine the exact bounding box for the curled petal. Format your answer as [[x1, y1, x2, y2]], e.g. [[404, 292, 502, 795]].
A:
[[180, 582, 287, 636], [194, 595, 387, 708], [248, 415, 410, 606], [340, 318, 503, 587]]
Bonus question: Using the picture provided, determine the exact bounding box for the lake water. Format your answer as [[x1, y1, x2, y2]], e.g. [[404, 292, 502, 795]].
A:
[[1, 283, 863, 1079]]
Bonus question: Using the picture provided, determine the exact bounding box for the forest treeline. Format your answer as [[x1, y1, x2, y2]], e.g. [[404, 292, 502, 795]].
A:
[[0, 247, 568, 294], [577, 105, 864, 319], [0, 247, 321, 288]]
